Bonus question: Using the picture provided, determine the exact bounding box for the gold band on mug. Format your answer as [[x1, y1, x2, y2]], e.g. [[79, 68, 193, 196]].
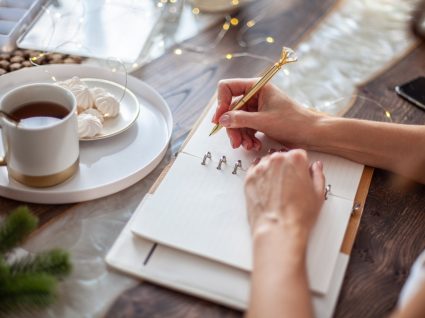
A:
[[7, 159, 79, 188]]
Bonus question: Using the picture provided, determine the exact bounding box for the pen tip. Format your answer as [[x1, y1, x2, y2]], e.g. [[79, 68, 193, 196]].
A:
[[209, 124, 220, 136]]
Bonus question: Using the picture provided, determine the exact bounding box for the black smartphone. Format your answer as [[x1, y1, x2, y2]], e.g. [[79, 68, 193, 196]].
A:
[[395, 76, 425, 111]]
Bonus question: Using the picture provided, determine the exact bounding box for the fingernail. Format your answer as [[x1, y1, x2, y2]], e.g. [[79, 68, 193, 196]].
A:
[[219, 114, 231, 127], [252, 157, 261, 165], [315, 161, 323, 169]]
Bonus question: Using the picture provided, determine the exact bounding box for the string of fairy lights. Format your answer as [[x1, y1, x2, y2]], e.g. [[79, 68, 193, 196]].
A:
[[26, 0, 393, 121], [28, 0, 277, 67], [171, 0, 276, 59]]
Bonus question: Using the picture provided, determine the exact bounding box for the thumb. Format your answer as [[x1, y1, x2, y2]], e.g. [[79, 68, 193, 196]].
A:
[[219, 110, 264, 130]]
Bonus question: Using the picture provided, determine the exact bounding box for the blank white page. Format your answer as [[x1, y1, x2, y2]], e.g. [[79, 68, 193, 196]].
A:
[[183, 102, 364, 201], [308, 151, 364, 201], [131, 152, 353, 294]]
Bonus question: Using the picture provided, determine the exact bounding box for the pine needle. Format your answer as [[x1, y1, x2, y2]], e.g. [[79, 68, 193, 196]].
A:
[[0, 273, 57, 315], [0, 207, 38, 255], [10, 249, 72, 279]]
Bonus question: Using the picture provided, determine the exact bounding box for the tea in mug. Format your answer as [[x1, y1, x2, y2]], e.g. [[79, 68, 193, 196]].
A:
[[10, 101, 69, 128]]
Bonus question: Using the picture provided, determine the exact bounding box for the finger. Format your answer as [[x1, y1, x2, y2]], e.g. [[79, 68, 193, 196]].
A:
[[287, 149, 309, 167], [311, 161, 325, 197], [247, 155, 268, 175], [254, 155, 270, 175], [219, 110, 264, 131], [213, 78, 259, 123], [246, 129, 262, 151], [241, 129, 254, 150], [226, 128, 242, 149], [244, 129, 261, 151]]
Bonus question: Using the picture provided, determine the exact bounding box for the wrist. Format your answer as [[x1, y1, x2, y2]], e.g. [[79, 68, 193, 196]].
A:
[[305, 115, 346, 151], [252, 215, 309, 264], [298, 110, 329, 149]]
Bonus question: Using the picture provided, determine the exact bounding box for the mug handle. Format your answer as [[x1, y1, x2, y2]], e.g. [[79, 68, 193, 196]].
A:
[[0, 119, 7, 166]]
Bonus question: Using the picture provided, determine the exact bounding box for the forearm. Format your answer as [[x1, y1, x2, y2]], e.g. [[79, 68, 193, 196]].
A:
[[306, 116, 425, 184], [247, 220, 313, 318]]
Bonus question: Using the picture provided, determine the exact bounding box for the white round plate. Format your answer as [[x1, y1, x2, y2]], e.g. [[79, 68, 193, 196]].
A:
[[0, 65, 173, 204], [79, 78, 140, 141]]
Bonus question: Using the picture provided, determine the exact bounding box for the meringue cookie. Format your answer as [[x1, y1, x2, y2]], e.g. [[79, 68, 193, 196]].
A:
[[78, 114, 103, 138], [90, 86, 108, 100], [82, 108, 104, 123], [72, 85, 94, 112], [56, 76, 83, 90], [94, 93, 120, 117]]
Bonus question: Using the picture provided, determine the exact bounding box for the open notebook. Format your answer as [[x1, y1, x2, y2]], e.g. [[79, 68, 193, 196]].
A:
[[107, 194, 353, 317], [131, 104, 364, 295]]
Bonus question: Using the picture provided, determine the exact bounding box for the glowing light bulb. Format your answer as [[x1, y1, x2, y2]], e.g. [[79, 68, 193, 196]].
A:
[[222, 22, 230, 30], [230, 18, 239, 26], [385, 111, 392, 119], [174, 48, 183, 55], [232, 0, 239, 5], [132, 63, 139, 68], [266, 36, 275, 43], [192, 7, 200, 15], [246, 20, 256, 27], [225, 53, 233, 60]]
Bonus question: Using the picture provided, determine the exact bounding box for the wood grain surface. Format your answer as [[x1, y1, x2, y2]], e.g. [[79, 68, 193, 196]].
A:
[[1, 0, 424, 317], [334, 43, 425, 318], [106, 42, 425, 318]]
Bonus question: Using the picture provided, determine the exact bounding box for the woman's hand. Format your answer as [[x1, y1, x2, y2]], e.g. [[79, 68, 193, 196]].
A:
[[244, 149, 325, 242], [245, 150, 325, 318], [212, 78, 323, 151]]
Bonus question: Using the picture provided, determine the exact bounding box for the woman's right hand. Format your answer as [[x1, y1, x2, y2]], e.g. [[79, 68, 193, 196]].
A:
[[212, 78, 323, 151]]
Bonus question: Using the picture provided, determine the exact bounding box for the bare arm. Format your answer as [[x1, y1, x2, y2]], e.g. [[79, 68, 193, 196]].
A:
[[308, 118, 425, 184], [248, 224, 312, 318], [244, 151, 325, 318], [213, 78, 425, 184]]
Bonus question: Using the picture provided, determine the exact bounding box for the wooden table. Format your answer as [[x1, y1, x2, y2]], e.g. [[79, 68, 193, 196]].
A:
[[1, 0, 425, 317]]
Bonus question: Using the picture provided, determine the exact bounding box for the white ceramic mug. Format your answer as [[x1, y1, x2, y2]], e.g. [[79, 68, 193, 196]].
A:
[[0, 83, 79, 187]]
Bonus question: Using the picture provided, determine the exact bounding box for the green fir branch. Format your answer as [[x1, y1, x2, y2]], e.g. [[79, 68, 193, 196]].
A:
[[0, 257, 9, 281], [0, 207, 38, 255], [0, 207, 72, 316], [10, 249, 72, 279], [0, 273, 57, 315]]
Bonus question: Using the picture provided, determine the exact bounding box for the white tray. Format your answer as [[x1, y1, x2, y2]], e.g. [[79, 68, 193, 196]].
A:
[[0, 64, 173, 204], [0, 0, 46, 52]]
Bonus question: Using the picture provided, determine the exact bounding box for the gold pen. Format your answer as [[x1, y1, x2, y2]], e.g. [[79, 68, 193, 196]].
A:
[[209, 47, 298, 136]]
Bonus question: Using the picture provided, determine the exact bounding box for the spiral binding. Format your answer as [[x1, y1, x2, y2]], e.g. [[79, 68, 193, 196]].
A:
[[200, 151, 333, 200]]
